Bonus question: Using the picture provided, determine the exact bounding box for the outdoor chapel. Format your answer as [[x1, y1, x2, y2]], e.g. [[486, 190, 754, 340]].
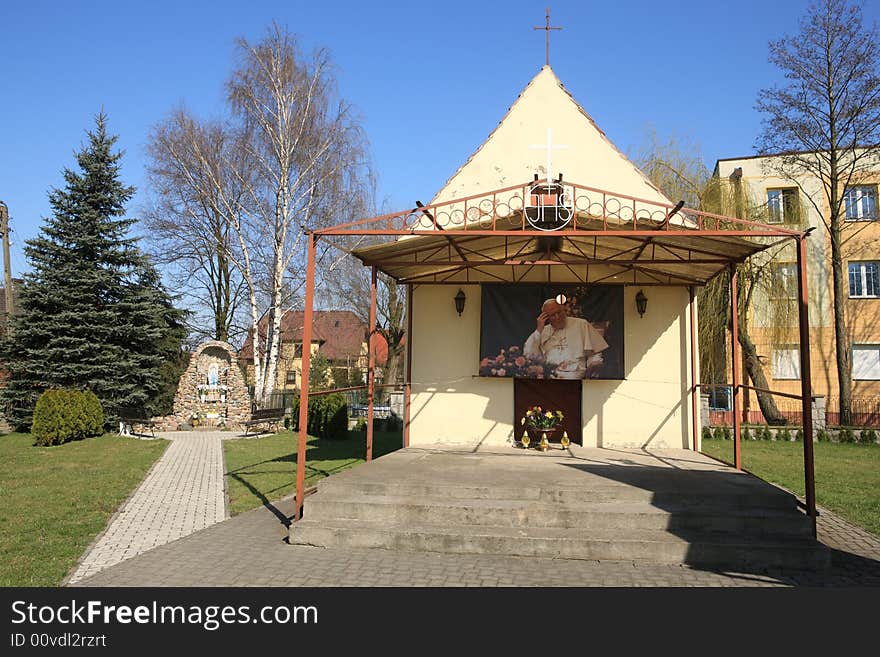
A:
[[293, 62, 820, 542]]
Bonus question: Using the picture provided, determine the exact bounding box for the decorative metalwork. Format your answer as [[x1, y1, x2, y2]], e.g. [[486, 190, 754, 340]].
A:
[[315, 179, 803, 238], [525, 179, 573, 231]]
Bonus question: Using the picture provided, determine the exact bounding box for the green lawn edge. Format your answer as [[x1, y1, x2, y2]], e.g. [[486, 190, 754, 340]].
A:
[[223, 429, 403, 516], [0, 432, 169, 587], [701, 439, 880, 536]]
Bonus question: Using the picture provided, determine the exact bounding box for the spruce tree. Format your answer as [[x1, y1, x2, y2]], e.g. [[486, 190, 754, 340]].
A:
[[1, 113, 185, 429]]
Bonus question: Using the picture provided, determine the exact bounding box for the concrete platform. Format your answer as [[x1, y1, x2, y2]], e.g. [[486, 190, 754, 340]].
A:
[[290, 445, 830, 571], [70, 443, 880, 587]]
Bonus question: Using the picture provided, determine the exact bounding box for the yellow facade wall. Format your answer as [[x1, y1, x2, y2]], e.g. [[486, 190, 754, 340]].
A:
[[410, 284, 698, 449], [714, 158, 880, 411]]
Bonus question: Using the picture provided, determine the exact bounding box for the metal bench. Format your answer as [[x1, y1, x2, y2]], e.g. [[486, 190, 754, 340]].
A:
[[118, 407, 157, 437], [241, 407, 286, 436]]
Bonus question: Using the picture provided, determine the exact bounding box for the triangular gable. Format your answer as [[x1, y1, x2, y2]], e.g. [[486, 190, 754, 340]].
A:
[[430, 66, 672, 207]]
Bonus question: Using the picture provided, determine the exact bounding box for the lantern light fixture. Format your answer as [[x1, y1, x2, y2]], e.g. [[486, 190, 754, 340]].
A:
[[454, 289, 466, 316], [635, 289, 648, 318]]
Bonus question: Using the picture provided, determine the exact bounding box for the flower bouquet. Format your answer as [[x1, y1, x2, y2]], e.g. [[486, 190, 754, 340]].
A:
[[520, 405, 564, 450], [479, 346, 555, 378]]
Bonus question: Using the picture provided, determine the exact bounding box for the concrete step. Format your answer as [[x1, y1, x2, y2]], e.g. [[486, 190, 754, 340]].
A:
[[290, 519, 830, 571], [313, 478, 798, 510], [303, 493, 813, 536]]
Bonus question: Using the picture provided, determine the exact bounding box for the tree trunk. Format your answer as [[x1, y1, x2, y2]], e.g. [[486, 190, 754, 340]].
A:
[[738, 324, 788, 425], [830, 219, 853, 426], [735, 267, 787, 425]]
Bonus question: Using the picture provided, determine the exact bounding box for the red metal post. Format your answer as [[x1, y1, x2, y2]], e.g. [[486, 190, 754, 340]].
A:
[[294, 234, 317, 522], [729, 265, 742, 470], [366, 266, 377, 462], [690, 287, 699, 451], [797, 236, 817, 535], [404, 283, 413, 448]]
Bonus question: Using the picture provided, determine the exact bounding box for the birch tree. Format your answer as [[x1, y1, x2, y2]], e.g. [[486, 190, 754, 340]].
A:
[[147, 24, 372, 404], [755, 0, 880, 425], [146, 110, 249, 343]]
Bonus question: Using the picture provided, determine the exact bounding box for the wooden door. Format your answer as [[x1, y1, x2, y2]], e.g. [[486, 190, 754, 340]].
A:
[[513, 378, 582, 445]]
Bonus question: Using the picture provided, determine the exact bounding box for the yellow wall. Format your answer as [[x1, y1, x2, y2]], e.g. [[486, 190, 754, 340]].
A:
[[410, 284, 698, 449]]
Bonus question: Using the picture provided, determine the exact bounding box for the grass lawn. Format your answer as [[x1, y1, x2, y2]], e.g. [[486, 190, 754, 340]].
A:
[[223, 429, 403, 515], [701, 438, 880, 536], [0, 432, 168, 587]]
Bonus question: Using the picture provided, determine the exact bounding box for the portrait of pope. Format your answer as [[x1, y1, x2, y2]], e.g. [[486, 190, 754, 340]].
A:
[[523, 298, 609, 379], [479, 284, 623, 381]]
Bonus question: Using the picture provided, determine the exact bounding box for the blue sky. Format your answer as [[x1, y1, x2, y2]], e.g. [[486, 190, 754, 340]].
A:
[[3, 0, 879, 277]]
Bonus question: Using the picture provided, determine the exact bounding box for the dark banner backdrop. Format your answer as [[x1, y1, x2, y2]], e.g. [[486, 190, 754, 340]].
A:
[[479, 284, 624, 380]]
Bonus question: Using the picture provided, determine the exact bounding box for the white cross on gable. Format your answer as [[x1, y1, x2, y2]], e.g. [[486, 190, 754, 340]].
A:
[[529, 128, 568, 186]]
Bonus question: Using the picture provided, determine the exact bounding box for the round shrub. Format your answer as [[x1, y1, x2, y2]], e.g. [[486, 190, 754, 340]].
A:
[[721, 426, 732, 441], [741, 427, 752, 441], [702, 426, 713, 441], [795, 429, 804, 442], [32, 389, 104, 446], [289, 392, 348, 439], [817, 429, 829, 442], [776, 428, 792, 442], [324, 393, 349, 439], [712, 426, 724, 441]]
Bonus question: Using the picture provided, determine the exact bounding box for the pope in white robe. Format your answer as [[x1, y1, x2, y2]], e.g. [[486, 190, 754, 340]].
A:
[[523, 298, 609, 378]]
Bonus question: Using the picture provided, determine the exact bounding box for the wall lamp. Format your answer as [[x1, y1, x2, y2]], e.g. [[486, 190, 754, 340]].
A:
[[635, 289, 648, 318], [454, 289, 466, 316]]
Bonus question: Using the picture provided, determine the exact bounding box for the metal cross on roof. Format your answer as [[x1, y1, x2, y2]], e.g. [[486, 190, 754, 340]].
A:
[[534, 7, 562, 66]]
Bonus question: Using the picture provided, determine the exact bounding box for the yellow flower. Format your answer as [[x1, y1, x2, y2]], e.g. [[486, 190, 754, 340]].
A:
[[545, 411, 553, 418]]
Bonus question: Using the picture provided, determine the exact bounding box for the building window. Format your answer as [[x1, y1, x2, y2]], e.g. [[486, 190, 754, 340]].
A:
[[848, 261, 880, 298], [853, 345, 880, 380], [708, 387, 731, 411], [294, 343, 303, 357], [772, 346, 801, 380], [770, 263, 798, 299], [844, 185, 878, 222], [286, 371, 297, 385], [767, 188, 799, 224]]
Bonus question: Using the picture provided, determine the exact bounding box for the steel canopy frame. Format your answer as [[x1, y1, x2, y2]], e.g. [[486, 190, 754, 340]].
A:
[[292, 180, 818, 536]]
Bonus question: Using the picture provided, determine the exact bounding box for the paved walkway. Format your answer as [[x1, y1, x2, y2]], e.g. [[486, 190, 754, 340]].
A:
[[66, 431, 227, 584], [68, 443, 880, 587]]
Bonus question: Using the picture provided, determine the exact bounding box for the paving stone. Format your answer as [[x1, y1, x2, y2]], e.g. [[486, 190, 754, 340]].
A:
[[68, 444, 880, 588]]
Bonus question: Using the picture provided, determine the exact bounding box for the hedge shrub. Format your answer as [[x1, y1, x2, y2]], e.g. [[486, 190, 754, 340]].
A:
[[290, 393, 349, 439], [701, 426, 713, 441], [776, 427, 792, 442], [32, 389, 104, 446], [859, 428, 878, 445], [838, 428, 856, 444]]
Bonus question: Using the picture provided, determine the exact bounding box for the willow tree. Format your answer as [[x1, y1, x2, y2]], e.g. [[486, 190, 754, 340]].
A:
[[636, 131, 789, 424], [755, 0, 880, 425]]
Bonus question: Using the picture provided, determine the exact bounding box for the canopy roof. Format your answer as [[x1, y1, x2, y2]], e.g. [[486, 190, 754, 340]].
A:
[[320, 180, 802, 286]]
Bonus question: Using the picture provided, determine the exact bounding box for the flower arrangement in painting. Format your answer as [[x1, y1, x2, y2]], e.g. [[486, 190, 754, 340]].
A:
[[521, 406, 564, 430], [479, 346, 555, 378]]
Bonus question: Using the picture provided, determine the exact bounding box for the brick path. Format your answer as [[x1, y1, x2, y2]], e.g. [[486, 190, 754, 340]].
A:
[[70, 453, 880, 587], [65, 432, 226, 585]]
